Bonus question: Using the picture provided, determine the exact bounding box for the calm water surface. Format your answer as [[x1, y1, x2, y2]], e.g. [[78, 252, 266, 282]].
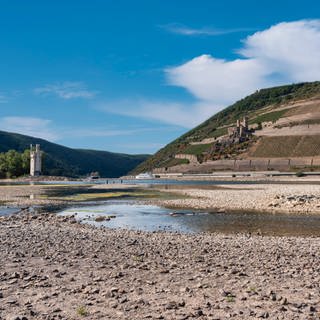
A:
[[1, 179, 320, 236], [0, 206, 21, 216], [1, 178, 320, 187], [58, 201, 320, 237]]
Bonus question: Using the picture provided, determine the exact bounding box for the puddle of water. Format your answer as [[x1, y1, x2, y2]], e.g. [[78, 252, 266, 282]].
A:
[[0, 206, 21, 216], [59, 201, 194, 233], [58, 201, 320, 236]]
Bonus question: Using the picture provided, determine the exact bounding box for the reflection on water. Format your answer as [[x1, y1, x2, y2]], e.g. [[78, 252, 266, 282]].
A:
[[1, 178, 320, 187], [59, 201, 320, 237], [182, 211, 320, 236]]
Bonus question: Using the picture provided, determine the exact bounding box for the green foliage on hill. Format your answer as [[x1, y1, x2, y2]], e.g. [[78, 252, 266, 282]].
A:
[[160, 158, 190, 168], [183, 81, 320, 143], [249, 109, 288, 125], [183, 143, 212, 155], [133, 81, 320, 173], [0, 131, 149, 178]]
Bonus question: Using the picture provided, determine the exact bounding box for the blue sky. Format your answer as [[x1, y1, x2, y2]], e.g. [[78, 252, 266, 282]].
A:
[[0, 0, 319, 154]]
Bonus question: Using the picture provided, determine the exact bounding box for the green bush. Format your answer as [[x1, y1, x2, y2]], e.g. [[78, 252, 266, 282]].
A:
[[76, 306, 88, 317], [295, 171, 305, 177]]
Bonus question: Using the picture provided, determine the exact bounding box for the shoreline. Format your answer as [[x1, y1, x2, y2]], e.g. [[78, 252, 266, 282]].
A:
[[149, 183, 320, 215], [1, 181, 320, 215], [1, 212, 319, 319]]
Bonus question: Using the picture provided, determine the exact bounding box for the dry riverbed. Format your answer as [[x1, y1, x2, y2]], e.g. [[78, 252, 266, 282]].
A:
[[152, 184, 320, 214], [1, 182, 320, 319], [1, 212, 320, 320]]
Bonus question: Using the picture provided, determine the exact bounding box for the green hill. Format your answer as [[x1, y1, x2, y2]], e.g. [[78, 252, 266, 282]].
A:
[[133, 81, 320, 173], [0, 130, 149, 178]]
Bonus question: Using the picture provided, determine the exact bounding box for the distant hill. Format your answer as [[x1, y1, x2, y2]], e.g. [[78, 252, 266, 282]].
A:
[[0, 131, 149, 178], [134, 81, 320, 174]]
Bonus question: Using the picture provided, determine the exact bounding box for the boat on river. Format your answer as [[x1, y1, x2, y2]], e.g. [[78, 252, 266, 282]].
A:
[[135, 172, 154, 180]]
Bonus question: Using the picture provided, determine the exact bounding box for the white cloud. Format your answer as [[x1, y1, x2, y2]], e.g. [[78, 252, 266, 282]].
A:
[[34, 81, 97, 99], [99, 20, 320, 129], [239, 20, 320, 82], [166, 19, 320, 112], [0, 117, 59, 141], [161, 23, 254, 36], [0, 116, 174, 145], [99, 99, 216, 128], [167, 55, 267, 105], [64, 127, 161, 138]]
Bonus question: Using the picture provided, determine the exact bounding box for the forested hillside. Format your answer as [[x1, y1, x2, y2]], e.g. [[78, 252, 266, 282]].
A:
[[133, 81, 320, 173], [0, 131, 149, 178]]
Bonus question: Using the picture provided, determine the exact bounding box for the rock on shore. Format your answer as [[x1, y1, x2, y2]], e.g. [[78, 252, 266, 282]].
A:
[[0, 212, 320, 319]]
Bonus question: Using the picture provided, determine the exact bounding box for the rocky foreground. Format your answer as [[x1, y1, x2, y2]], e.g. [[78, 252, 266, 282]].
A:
[[0, 212, 320, 320]]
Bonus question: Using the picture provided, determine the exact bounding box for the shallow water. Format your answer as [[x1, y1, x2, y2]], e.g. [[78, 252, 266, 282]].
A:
[[58, 201, 320, 236], [0, 206, 21, 216], [1, 178, 319, 187]]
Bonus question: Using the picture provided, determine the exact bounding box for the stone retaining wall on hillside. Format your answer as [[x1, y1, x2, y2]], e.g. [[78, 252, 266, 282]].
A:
[[153, 157, 320, 173], [255, 124, 320, 137], [175, 154, 198, 163]]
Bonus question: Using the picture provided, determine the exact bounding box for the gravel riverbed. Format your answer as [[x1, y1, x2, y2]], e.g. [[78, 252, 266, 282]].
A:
[[1, 212, 320, 320], [153, 184, 320, 214]]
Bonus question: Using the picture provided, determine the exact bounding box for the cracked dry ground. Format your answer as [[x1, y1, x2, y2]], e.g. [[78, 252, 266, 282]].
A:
[[0, 213, 320, 320]]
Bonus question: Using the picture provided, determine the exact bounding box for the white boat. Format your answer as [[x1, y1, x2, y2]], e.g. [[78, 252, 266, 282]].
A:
[[135, 172, 154, 180]]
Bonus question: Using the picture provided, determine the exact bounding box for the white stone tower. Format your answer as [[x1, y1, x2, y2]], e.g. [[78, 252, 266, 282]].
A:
[[30, 144, 42, 176]]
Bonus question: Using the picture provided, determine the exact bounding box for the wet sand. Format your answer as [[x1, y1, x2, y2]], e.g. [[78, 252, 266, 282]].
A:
[[1, 212, 320, 320]]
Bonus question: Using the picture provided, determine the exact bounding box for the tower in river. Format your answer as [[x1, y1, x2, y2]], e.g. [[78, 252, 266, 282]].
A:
[[30, 144, 42, 176]]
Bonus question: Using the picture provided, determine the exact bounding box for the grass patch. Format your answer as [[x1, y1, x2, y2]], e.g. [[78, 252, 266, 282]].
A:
[[249, 286, 257, 293], [183, 143, 212, 155], [94, 215, 116, 222], [160, 158, 190, 168], [54, 191, 160, 201], [249, 109, 288, 124], [226, 294, 235, 303], [132, 254, 144, 262], [41, 187, 184, 202], [76, 306, 88, 317], [209, 127, 228, 138]]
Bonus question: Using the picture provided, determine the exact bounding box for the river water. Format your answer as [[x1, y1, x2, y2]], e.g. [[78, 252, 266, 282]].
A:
[[1, 179, 320, 236], [58, 201, 320, 237]]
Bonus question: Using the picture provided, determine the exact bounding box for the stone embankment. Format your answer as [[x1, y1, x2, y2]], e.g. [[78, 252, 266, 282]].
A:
[[1, 212, 320, 320], [153, 184, 320, 214]]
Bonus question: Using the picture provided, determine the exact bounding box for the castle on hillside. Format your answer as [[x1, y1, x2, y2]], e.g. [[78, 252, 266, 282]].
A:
[[227, 116, 250, 140], [30, 144, 42, 176]]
